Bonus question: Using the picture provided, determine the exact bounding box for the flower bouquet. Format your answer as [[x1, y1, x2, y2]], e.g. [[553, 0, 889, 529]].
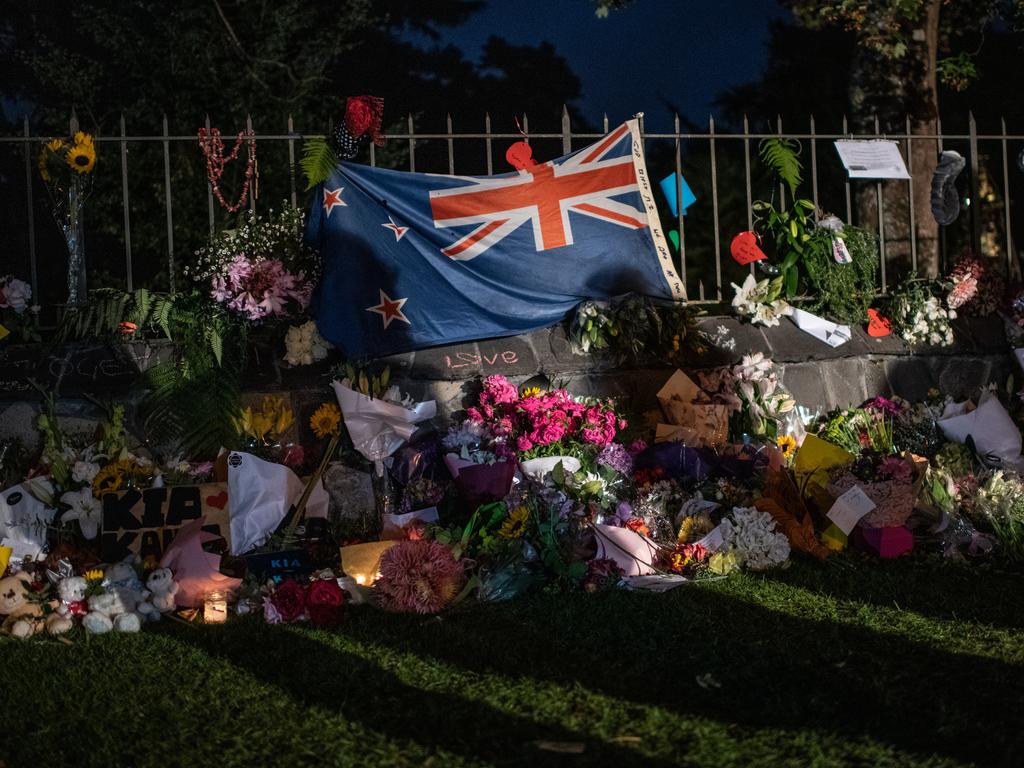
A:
[[702, 353, 795, 442], [827, 452, 918, 528], [187, 205, 316, 323], [731, 273, 793, 327], [886, 277, 955, 346], [464, 375, 627, 482], [37, 131, 97, 304], [945, 253, 1001, 317], [442, 420, 516, 512]]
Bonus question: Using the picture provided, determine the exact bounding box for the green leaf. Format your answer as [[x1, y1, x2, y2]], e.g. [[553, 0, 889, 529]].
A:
[[759, 138, 803, 198], [785, 265, 799, 297], [781, 251, 799, 271], [208, 327, 223, 365], [300, 138, 339, 191]]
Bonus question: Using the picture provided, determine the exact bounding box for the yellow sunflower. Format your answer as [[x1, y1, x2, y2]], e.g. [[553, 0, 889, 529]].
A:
[[92, 458, 153, 497], [66, 132, 96, 174], [520, 386, 544, 398], [84, 568, 104, 584], [37, 138, 65, 181], [498, 505, 530, 539], [310, 402, 342, 438], [776, 434, 797, 459]]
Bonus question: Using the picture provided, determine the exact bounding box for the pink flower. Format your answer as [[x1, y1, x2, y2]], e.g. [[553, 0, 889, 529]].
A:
[[516, 436, 534, 452], [879, 456, 912, 482], [374, 540, 466, 614]]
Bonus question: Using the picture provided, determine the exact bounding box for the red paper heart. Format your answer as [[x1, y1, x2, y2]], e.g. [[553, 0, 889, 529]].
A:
[[505, 140, 537, 171], [205, 490, 229, 510], [730, 231, 767, 265], [867, 308, 893, 337]]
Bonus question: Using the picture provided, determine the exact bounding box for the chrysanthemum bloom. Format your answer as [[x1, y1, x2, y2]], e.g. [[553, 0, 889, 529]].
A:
[[374, 540, 465, 614]]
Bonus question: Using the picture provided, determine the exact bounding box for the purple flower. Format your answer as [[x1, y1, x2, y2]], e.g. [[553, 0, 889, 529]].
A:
[[597, 442, 633, 475]]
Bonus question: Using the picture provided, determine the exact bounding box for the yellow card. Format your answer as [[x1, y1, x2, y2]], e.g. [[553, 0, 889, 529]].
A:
[[793, 434, 855, 488]]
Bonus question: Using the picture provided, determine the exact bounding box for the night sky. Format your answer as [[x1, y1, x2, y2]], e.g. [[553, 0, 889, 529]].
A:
[[427, 0, 788, 130]]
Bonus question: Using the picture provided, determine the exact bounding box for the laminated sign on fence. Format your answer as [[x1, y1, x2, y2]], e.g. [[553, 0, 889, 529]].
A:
[[308, 119, 685, 358]]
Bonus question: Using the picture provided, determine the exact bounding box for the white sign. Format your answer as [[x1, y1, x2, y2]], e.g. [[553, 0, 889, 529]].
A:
[[827, 486, 877, 535], [834, 140, 910, 180], [695, 524, 725, 552]]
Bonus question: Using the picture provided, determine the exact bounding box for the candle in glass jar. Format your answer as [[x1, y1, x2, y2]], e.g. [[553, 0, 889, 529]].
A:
[[204, 590, 228, 623]]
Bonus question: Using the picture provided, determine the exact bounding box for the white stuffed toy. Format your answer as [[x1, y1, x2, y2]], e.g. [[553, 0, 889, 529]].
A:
[[44, 576, 88, 635], [145, 568, 179, 614], [82, 592, 117, 634], [104, 559, 159, 623]]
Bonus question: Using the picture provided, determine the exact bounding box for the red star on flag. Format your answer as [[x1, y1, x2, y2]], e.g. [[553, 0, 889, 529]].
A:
[[366, 289, 410, 329], [323, 187, 347, 217], [381, 216, 409, 242]]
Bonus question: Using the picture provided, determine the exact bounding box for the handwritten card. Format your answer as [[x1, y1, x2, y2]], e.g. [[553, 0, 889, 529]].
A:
[[695, 524, 725, 552], [827, 485, 876, 535]]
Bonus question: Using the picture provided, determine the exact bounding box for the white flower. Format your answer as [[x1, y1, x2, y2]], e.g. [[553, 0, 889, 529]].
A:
[[947, 309, 957, 320], [60, 488, 102, 540], [0, 277, 32, 314], [283, 320, 331, 366], [752, 300, 793, 327], [71, 461, 101, 484], [731, 274, 759, 315], [720, 507, 790, 570]]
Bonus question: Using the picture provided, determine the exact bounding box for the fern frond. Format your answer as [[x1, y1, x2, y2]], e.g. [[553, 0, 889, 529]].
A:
[[300, 137, 338, 191], [759, 138, 803, 198]]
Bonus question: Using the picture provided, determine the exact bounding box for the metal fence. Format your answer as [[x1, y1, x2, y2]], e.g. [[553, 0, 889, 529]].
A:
[[1, 107, 1021, 311]]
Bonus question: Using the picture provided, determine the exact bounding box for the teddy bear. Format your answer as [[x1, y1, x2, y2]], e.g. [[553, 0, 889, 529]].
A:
[[0, 573, 51, 639], [145, 568, 179, 614], [44, 576, 88, 635], [82, 591, 141, 634], [103, 559, 159, 623]]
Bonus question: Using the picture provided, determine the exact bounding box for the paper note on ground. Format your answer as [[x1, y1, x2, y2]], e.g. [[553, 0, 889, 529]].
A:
[[827, 486, 876, 535]]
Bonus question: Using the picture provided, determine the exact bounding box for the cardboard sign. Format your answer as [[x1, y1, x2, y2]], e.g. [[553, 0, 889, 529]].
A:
[[101, 483, 231, 562], [730, 231, 767, 265]]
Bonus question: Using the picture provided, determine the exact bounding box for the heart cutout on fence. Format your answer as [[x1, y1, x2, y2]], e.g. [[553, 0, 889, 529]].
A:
[[730, 231, 767, 265], [866, 309, 893, 337], [505, 140, 537, 171]]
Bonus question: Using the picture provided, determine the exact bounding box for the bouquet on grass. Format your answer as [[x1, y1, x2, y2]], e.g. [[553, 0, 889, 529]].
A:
[[827, 451, 919, 528]]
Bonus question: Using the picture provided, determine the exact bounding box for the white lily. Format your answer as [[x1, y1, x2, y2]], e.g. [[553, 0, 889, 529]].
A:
[[60, 488, 102, 540]]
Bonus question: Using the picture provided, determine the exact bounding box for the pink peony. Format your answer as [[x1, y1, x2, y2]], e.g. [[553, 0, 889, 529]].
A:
[[0, 276, 32, 314], [374, 540, 466, 614]]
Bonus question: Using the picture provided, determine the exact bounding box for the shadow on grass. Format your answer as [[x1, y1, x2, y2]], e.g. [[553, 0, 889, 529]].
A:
[[760, 557, 1024, 630], [164, 619, 678, 768], [329, 586, 1024, 767]]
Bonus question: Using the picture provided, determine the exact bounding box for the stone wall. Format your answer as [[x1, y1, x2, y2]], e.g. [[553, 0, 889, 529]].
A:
[[0, 315, 1014, 453]]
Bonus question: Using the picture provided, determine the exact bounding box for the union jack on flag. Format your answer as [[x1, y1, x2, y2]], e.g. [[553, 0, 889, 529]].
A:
[[308, 119, 684, 359]]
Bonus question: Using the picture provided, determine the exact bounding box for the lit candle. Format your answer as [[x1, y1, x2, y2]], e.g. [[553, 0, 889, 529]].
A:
[[204, 590, 228, 623], [339, 541, 396, 587]]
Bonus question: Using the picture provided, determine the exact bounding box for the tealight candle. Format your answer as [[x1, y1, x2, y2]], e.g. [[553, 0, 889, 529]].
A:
[[203, 590, 228, 623]]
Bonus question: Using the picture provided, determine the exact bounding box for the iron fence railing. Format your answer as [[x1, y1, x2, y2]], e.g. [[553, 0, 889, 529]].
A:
[[1, 107, 1021, 311]]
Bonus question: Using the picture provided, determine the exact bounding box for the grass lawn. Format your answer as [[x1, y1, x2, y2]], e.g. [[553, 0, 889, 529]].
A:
[[4, 556, 1024, 768]]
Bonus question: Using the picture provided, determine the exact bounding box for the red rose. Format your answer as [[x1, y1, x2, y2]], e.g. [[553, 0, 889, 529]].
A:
[[307, 579, 346, 628], [270, 579, 307, 623]]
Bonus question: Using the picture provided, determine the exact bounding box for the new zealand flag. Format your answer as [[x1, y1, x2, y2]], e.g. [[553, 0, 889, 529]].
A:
[[308, 119, 685, 358]]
